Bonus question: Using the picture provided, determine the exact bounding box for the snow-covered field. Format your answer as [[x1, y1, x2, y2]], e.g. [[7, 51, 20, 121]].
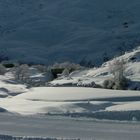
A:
[[0, 86, 140, 120], [0, 47, 139, 139], [0, 48, 139, 121]]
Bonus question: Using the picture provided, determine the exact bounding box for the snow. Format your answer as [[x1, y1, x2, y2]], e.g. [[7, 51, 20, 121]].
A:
[[0, 114, 140, 140], [106, 101, 140, 111], [0, 73, 28, 96], [0, 48, 139, 118], [50, 79, 78, 86], [49, 47, 140, 88], [15, 87, 140, 101], [0, 87, 139, 115]]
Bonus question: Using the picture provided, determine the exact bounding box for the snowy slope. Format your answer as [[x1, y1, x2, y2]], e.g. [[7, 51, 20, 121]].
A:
[[0, 73, 28, 97], [0, 71, 139, 120], [50, 47, 140, 88], [0, 49, 139, 119], [1, 0, 140, 65]]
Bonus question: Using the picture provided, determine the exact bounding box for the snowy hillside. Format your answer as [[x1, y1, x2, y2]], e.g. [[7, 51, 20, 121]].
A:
[[0, 48, 139, 120], [50, 47, 140, 89], [1, 0, 140, 65]]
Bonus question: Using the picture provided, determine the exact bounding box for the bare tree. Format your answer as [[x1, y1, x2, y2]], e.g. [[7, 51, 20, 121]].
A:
[[108, 58, 127, 89], [15, 64, 30, 82]]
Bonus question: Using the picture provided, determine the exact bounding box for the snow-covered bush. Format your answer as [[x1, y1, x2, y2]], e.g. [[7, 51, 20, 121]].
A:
[[109, 58, 125, 79], [77, 80, 97, 88], [0, 64, 6, 75], [51, 62, 82, 78], [14, 64, 30, 83], [108, 58, 128, 90], [13, 64, 55, 87]]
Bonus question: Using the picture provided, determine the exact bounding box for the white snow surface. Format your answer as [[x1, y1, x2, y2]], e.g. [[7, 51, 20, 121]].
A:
[[0, 49, 139, 117], [0, 87, 140, 115], [0, 73, 28, 96], [106, 101, 140, 111], [15, 87, 140, 101]]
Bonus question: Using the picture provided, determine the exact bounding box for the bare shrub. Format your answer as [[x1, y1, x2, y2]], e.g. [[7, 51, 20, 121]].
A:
[[108, 58, 128, 90], [15, 64, 30, 82]]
